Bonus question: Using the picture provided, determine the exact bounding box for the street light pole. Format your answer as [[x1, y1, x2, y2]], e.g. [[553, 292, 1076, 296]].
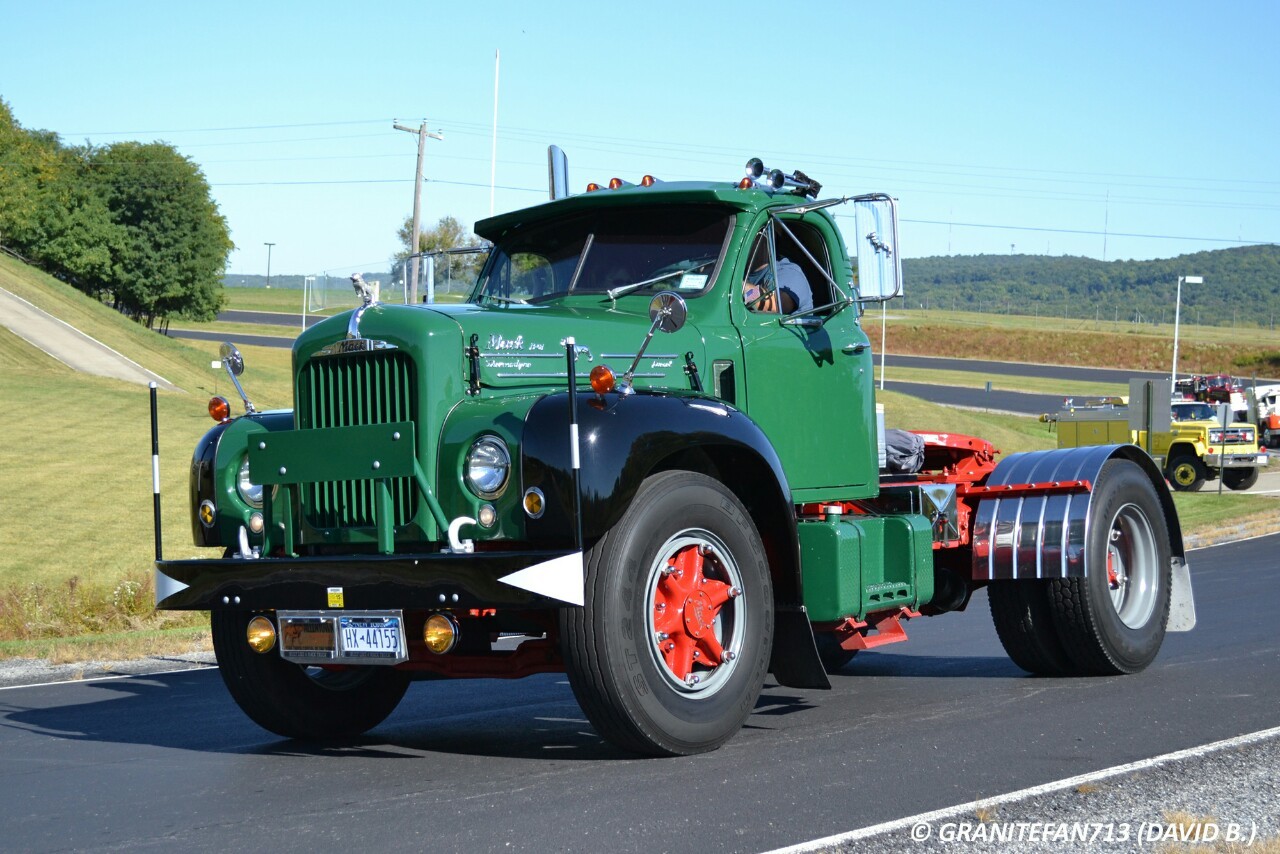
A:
[[1171, 274, 1203, 385], [264, 242, 275, 289]]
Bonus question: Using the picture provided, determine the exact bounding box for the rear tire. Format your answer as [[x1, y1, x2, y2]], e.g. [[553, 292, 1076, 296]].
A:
[[1166, 454, 1207, 492], [1047, 460, 1172, 675], [1223, 467, 1259, 491], [988, 580, 1074, 676], [561, 471, 773, 756], [211, 610, 411, 741]]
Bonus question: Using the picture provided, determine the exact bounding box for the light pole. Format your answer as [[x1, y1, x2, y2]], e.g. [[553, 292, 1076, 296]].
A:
[[1171, 274, 1203, 385], [264, 242, 276, 289]]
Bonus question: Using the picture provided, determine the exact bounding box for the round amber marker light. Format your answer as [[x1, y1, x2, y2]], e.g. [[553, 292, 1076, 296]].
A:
[[641, 175, 656, 187], [523, 488, 545, 519], [246, 616, 276, 653], [423, 614, 458, 654], [208, 396, 231, 422], [589, 364, 616, 395], [585, 182, 601, 192], [608, 177, 624, 189]]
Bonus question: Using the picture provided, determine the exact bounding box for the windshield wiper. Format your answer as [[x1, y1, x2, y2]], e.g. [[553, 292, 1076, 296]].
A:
[[606, 269, 686, 300], [481, 293, 528, 306]]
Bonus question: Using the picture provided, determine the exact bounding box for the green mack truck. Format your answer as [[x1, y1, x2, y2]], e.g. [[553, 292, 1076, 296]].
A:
[[151, 157, 1195, 756]]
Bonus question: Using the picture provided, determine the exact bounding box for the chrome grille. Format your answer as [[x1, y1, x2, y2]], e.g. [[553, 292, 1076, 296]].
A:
[[298, 349, 418, 530]]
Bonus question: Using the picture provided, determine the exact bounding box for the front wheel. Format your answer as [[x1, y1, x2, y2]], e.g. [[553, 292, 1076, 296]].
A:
[[1223, 467, 1259, 491], [561, 471, 773, 756], [211, 610, 411, 741], [1166, 454, 1207, 492]]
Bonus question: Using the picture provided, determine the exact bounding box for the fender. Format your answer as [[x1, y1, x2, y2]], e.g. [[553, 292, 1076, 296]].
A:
[[190, 411, 296, 548], [972, 444, 1185, 583], [521, 390, 831, 689]]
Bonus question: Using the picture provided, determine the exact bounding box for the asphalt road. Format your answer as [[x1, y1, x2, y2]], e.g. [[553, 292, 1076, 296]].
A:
[[2, 535, 1275, 853]]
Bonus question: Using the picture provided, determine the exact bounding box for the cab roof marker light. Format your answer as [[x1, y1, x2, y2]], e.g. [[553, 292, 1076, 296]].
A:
[[586, 182, 602, 192], [608, 177, 633, 190], [640, 175, 658, 187]]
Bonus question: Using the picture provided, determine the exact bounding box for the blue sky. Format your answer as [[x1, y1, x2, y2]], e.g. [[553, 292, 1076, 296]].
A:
[[2, 0, 1277, 277]]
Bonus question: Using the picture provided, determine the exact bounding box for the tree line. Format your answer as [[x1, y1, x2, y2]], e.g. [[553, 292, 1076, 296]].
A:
[[902, 245, 1280, 329], [0, 98, 231, 328]]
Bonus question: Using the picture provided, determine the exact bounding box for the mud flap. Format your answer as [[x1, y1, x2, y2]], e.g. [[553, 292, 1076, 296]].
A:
[[769, 604, 831, 689], [1168, 556, 1196, 631]]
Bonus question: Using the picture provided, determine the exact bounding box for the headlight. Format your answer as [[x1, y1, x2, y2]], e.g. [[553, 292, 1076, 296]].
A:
[[465, 436, 511, 499], [237, 456, 264, 508]]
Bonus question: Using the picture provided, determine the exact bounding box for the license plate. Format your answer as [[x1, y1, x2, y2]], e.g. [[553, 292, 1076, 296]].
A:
[[338, 615, 405, 660], [276, 610, 407, 664]]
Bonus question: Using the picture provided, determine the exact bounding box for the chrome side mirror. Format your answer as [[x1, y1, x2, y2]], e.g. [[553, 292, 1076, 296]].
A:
[[648, 291, 688, 333], [219, 342, 245, 377], [219, 341, 256, 414], [618, 291, 689, 393]]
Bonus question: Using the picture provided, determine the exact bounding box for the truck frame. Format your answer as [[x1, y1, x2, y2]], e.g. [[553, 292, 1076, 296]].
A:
[[151, 157, 1195, 756]]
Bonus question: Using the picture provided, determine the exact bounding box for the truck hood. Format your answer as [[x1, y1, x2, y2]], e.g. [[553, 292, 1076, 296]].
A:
[[424, 301, 706, 392]]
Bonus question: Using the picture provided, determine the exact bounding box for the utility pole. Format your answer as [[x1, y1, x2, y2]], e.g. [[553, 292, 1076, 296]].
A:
[[264, 242, 275, 288], [394, 119, 443, 304]]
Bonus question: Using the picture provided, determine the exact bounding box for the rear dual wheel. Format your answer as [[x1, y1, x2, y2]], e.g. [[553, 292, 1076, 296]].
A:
[[990, 459, 1172, 676], [561, 471, 773, 756]]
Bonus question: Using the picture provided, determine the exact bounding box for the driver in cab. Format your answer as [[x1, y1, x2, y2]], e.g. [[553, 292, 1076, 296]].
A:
[[742, 233, 812, 315]]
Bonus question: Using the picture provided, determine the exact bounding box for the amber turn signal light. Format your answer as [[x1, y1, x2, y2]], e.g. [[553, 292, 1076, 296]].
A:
[[246, 616, 276, 653], [208, 396, 231, 422], [590, 364, 616, 394], [423, 613, 459, 654]]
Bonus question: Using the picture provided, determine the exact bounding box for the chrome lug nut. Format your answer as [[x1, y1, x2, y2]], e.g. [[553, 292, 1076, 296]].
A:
[[685, 674, 701, 687], [656, 632, 669, 642], [724, 650, 737, 661], [727, 586, 742, 599]]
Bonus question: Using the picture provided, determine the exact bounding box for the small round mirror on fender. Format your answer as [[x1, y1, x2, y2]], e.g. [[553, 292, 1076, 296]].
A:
[[648, 291, 687, 334], [219, 342, 246, 377]]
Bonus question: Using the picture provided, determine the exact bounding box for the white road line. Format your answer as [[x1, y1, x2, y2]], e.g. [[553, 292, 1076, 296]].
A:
[[0, 664, 215, 692], [764, 724, 1280, 853]]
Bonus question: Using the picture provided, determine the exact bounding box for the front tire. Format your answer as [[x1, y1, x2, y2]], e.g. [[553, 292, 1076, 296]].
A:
[[1223, 467, 1259, 491], [1166, 454, 1207, 492], [561, 471, 773, 756], [211, 610, 411, 741], [1047, 460, 1172, 675]]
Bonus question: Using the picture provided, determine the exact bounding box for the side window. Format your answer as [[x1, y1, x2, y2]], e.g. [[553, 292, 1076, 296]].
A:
[[741, 220, 832, 315]]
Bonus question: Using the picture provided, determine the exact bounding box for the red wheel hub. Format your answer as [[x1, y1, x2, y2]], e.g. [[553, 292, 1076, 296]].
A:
[[652, 545, 734, 680]]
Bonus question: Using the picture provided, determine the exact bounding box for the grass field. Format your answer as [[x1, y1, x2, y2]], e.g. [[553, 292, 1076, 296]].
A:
[[1, 261, 1277, 662]]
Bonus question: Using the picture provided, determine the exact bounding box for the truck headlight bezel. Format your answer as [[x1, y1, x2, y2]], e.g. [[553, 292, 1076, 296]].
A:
[[465, 436, 511, 499], [236, 455, 264, 508]]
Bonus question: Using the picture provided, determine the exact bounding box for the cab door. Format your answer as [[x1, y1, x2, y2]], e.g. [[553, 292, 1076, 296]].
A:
[[731, 213, 878, 501]]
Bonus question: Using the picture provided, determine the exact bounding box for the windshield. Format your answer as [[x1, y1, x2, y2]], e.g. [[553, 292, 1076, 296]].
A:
[[1172, 403, 1216, 421], [472, 205, 732, 303]]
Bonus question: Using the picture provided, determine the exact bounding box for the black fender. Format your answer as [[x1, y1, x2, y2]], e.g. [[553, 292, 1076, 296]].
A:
[[972, 443, 1186, 581], [190, 411, 296, 548], [190, 420, 233, 547], [522, 390, 831, 689]]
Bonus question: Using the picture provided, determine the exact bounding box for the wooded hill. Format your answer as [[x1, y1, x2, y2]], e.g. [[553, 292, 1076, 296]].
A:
[[902, 245, 1280, 329]]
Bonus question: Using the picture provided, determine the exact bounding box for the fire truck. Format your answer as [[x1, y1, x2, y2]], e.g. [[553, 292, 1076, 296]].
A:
[[151, 157, 1194, 756]]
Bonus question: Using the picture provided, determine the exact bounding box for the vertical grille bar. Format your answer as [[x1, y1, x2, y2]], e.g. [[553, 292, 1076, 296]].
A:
[[298, 350, 418, 531]]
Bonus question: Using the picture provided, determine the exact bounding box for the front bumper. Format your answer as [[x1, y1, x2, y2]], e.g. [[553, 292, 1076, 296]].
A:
[[1204, 451, 1267, 468], [155, 549, 579, 611]]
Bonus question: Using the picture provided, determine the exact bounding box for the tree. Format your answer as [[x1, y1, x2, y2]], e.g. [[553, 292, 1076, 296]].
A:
[[92, 142, 233, 327], [394, 214, 488, 295], [395, 214, 480, 258]]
